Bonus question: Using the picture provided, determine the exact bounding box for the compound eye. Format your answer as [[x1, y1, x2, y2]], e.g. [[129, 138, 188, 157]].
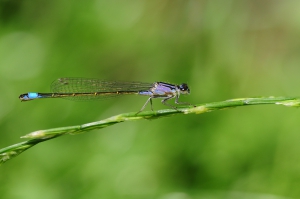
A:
[[179, 83, 188, 91]]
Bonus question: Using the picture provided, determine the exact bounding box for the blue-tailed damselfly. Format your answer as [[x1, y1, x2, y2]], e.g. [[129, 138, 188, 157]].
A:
[[19, 78, 193, 113]]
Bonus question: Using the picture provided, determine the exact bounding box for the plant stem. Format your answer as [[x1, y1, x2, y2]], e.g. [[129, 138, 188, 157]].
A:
[[1, 96, 299, 165]]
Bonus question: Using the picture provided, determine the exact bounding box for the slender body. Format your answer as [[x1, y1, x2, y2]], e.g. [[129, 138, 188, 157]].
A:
[[19, 78, 193, 113]]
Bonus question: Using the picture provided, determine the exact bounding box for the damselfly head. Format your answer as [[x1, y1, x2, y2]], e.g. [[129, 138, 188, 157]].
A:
[[178, 83, 190, 94]]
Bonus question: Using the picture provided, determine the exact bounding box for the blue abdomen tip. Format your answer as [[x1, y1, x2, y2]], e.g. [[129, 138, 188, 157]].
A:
[[28, 92, 39, 99]]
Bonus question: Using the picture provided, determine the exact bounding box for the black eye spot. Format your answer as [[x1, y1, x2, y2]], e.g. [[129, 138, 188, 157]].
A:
[[179, 83, 189, 91]]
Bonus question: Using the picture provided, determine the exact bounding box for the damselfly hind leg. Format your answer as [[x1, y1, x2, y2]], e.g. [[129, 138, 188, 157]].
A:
[[135, 97, 153, 115]]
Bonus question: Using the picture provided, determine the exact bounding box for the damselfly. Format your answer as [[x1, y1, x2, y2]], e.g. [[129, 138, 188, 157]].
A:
[[19, 78, 194, 114]]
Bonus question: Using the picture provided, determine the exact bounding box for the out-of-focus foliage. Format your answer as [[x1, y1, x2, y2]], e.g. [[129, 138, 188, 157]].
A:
[[1, 1, 300, 198]]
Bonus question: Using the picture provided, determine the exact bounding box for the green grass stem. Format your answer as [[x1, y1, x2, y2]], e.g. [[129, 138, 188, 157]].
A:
[[1, 96, 299, 165]]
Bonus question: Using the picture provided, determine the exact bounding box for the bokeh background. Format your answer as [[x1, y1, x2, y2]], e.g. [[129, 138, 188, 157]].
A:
[[1, 1, 300, 198]]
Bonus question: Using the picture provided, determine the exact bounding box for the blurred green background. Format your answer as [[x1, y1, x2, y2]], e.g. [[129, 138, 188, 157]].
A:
[[1, 1, 300, 198]]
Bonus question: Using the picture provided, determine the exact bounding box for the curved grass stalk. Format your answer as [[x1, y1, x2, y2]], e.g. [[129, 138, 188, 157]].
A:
[[1, 96, 300, 165]]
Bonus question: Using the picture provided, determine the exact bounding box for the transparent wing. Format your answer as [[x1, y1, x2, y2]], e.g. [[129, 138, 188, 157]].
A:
[[50, 77, 153, 101]]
